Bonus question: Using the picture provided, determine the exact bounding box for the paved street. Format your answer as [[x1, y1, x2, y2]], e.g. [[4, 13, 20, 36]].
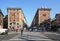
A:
[[0, 31, 60, 41], [44, 32, 60, 41], [0, 33, 18, 41]]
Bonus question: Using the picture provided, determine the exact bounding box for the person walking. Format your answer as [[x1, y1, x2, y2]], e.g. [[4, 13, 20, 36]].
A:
[[21, 28, 23, 36]]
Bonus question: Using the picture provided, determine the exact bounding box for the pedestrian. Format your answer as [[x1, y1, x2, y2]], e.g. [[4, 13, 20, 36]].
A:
[[21, 29, 23, 36], [30, 29, 32, 32], [15, 26, 18, 32]]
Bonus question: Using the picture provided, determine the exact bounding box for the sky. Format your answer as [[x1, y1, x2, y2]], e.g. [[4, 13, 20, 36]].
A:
[[0, 0, 60, 26]]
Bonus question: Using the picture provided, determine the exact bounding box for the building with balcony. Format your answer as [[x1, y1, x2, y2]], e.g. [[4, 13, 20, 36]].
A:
[[8, 8, 27, 30]]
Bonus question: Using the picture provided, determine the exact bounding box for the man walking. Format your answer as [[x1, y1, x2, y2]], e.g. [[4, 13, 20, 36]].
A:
[[21, 28, 23, 36]]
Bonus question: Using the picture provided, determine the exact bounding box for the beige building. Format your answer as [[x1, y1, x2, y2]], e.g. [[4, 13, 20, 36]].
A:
[[8, 8, 27, 30], [31, 8, 51, 30], [0, 10, 4, 29]]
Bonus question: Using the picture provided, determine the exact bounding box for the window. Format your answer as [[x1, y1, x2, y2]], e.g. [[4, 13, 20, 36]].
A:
[[14, 9, 15, 11], [43, 14, 46, 16], [12, 16, 15, 21], [0, 18, 1, 20], [17, 9, 18, 11], [58, 16, 60, 18], [13, 22, 16, 25], [0, 23, 1, 25], [12, 13, 15, 16], [17, 13, 19, 14], [0, 14, 1, 19], [10, 26, 11, 29], [10, 17, 11, 21], [0, 14, 1, 16], [10, 23, 12, 25], [17, 26, 19, 28], [58, 23, 60, 24], [0, 20, 2, 23], [58, 19, 60, 21], [40, 15, 42, 23], [10, 12, 15, 16], [10, 19, 11, 21], [17, 23, 19, 25], [17, 17, 19, 21]]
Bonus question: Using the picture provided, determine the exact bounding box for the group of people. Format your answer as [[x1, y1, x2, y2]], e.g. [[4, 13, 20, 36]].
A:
[[10, 26, 24, 36]]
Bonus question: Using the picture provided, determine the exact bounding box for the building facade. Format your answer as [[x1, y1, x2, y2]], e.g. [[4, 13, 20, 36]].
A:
[[3, 15, 8, 29], [51, 18, 57, 31], [0, 9, 4, 29], [55, 14, 60, 31], [8, 8, 27, 30], [55, 14, 60, 27], [31, 8, 51, 30]]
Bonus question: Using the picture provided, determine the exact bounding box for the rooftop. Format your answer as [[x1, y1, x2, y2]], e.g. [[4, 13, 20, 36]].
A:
[[7, 8, 22, 10], [38, 8, 51, 11]]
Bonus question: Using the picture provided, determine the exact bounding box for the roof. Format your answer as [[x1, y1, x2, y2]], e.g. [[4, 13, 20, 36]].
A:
[[51, 18, 56, 22], [55, 14, 60, 17], [7, 8, 22, 10], [38, 8, 51, 11]]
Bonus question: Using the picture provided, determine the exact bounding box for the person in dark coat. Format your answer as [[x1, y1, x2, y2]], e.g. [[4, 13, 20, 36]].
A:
[[21, 29, 23, 36]]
